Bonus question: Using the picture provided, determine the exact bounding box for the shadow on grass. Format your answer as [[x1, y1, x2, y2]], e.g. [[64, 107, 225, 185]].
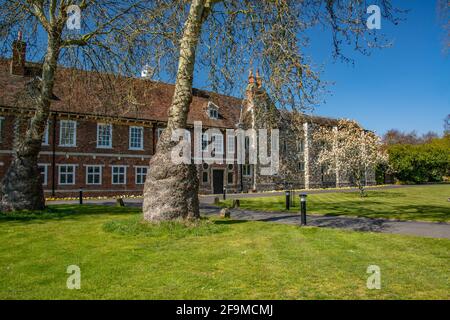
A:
[[213, 219, 247, 225], [0, 204, 140, 223], [314, 202, 450, 222], [357, 191, 406, 198]]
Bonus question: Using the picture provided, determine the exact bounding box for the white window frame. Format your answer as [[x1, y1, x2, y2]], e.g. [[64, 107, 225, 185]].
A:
[[111, 165, 127, 185], [85, 165, 103, 185], [298, 161, 305, 172], [42, 121, 49, 146], [243, 164, 253, 177], [202, 132, 209, 151], [135, 166, 149, 185], [212, 133, 224, 155], [298, 139, 305, 153], [202, 170, 209, 183], [156, 127, 165, 141], [38, 163, 49, 185], [227, 134, 235, 154], [59, 120, 77, 147], [207, 101, 219, 119], [58, 164, 77, 185], [129, 126, 144, 150], [227, 171, 234, 184], [97, 123, 112, 149], [245, 136, 250, 151]]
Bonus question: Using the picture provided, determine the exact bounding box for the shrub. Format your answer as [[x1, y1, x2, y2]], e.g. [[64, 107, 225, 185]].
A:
[[387, 136, 450, 183]]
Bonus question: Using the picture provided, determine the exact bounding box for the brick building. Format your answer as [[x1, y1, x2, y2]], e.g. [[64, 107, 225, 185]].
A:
[[0, 38, 375, 197]]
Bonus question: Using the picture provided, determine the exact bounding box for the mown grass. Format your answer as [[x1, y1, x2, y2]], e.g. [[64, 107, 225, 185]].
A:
[[220, 185, 450, 222], [0, 204, 449, 299], [103, 216, 228, 239]]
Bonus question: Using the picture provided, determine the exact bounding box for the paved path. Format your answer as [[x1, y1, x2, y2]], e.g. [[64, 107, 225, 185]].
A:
[[200, 206, 450, 239]]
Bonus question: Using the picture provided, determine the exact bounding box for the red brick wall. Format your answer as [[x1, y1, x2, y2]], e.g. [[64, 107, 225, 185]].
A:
[[0, 114, 240, 197], [0, 114, 153, 197]]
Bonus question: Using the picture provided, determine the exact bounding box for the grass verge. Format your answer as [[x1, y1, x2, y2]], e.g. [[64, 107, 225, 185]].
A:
[[0, 204, 448, 299]]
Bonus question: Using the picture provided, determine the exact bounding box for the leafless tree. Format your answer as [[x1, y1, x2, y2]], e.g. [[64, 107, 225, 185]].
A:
[[0, 1, 150, 211], [421, 131, 439, 143], [382, 129, 421, 145], [141, 0, 403, 221], [382, 129, 440, 145]]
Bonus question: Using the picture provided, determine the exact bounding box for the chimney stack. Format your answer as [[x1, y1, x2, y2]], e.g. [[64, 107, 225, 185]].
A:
[[11, 31, 26, 76], [248, 69, 255, 84], [255, 69, 262, 88]]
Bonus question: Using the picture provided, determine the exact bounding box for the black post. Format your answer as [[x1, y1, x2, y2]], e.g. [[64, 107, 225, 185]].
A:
[[285, 190, 291, 210], [300, 194, 307, 225], [79, 189, 83, 205], [223, 187, 226, 200]]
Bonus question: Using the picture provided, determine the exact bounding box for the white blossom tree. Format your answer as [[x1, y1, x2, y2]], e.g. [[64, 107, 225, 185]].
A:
[[314, 119, 388, 197]]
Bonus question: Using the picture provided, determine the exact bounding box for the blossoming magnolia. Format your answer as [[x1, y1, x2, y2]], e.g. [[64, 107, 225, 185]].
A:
[[313, 119, 388, 196]]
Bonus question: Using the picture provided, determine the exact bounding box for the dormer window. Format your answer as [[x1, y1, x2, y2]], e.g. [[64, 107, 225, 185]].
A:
[[207, 102, 219, 119]]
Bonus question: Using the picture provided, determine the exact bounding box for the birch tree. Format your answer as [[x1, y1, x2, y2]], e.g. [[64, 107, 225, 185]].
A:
[[141, 0, 402, 221], [0, 1, 149, 211], [313, 119, 388, 197]]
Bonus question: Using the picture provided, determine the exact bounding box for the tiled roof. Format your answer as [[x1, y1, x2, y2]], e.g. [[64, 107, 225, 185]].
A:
[[0, 59, 243, 129]]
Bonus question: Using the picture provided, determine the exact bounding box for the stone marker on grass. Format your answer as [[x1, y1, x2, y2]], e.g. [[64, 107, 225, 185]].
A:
[[220, 208, 231, 218], [116, 198, 125, 207]]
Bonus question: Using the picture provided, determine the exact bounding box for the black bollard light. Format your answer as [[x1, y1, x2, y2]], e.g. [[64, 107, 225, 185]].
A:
[[300, 194, 307, 225], [223, 187, 227, 200], [285, 190, 291, 210], [79, 188, 83, 205]]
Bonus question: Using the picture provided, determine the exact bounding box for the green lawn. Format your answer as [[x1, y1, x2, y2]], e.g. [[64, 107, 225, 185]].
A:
[[221, 185, 450, 222], [0, 205, 449, 299]]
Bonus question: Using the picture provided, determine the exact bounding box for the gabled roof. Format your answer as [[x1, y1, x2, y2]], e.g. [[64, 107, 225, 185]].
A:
[[0, 59, 242, 129]]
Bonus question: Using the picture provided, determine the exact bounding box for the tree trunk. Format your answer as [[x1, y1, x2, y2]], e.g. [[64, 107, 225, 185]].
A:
[[354, 170, 366, 197], [0, 34, 60, 212], [143, 0, 210, 222], [0, 129, 45, 212]]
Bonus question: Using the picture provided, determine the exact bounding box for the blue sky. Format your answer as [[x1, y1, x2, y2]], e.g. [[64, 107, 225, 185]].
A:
[[7, 1, 448, 136], [301, 0, 449, 136], [191, 1, 448, 136]]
